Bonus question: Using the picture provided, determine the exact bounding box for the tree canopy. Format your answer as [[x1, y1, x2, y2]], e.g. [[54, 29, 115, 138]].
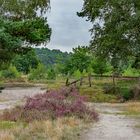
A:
[[0, 0, 51, 68], [0, 0, 50, 19], [63, 46, 91, 75], [78, 0, 140, 65]]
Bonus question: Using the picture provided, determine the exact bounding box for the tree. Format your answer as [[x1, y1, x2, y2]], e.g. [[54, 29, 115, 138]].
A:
[[91, 58, 111, 76], [35, 48, 70, 68], [65, 46, 91, 74], [0, 0, 51, 68], [12, 50, 39, 74], [78, 0, 140, 65]]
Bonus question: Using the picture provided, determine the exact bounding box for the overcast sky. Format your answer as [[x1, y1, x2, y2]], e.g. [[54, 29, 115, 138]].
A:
[[46, 0, 91, 52]]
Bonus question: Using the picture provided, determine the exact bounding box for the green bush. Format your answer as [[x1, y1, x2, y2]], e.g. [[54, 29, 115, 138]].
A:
[[47, 68, 56, 80], [119, 88, 134, 101], [0, 65, 20, 79], [73, 70, 82, 79], [103, 85, 120, 95], [123, 67, 140, 77], [129, 85, 140, 100], [28, 64, 47, 80]]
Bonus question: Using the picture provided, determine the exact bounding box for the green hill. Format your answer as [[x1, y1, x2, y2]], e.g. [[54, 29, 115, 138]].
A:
[[35, 48, 70, 68]]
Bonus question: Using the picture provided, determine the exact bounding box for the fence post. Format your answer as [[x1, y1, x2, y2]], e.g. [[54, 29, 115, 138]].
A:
[[66, 78, 69, 86], [112, 74, 116, 94], [80, 77, 83, 86], [88, 74, 92, 87]]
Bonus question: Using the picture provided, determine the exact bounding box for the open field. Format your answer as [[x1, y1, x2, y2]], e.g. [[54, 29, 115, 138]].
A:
[[0, 77, 139, 140]]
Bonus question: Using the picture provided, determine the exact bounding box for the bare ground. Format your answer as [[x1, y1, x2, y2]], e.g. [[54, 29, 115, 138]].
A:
[[82, 103, 140, 140], [0, 86, 46, 110]]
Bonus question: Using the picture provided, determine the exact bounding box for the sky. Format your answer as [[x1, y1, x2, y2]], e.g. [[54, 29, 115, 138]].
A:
[[46, 0, 91, 52]]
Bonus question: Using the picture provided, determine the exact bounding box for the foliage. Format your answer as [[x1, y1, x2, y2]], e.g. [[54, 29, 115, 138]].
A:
[[47, 68, 56, 80], [71, 46, 91, 73], [35, 48, 70, 68], [130, 85, 140, 100], [0, 65, 20, 79], [91, 58, 112, 75], [73, 70, 82, 79], [123, 67, 140, 77], [63, 46, 91, 75], [0, 0, 50, 19], [1, 87, 98, 122], [120, 88, 134, 101], [12, 50, 39, 74], [28, 64, 47, 80], [78, 0, 140, 66], [0, 0, 51, 67]]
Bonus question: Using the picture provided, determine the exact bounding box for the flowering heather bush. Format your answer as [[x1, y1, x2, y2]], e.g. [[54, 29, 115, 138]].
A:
[[1, 86, 98, 122]]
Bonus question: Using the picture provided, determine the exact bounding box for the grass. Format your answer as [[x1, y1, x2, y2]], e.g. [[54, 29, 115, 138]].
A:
[[37, 77, 138, 103], [1, 76, 138, 103], [0, 117, 90, 140], [123, 102, 140, 115], [0, 121, 17, 130], [135, 125, 140, 128], [79, 86, 117, 103]]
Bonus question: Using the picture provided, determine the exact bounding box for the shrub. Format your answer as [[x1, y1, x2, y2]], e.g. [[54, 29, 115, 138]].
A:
[[91, 58, 112, 76], [123, 67, 140, 77], [47, 68, 56, 80], [130, 85, 140, 100], [1, 65, 20, 79], [1, 87, 98, 122], [28, 64, 47, 80], [103, 84, 120, 95], [73, 70, 82, 79], [119, 88, 133, 101]]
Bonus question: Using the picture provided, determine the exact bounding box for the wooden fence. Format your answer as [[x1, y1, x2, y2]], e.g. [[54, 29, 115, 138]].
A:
[[66, 75, 139, 87]]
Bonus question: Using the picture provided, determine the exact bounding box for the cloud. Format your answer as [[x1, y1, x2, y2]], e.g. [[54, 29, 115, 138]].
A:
[[46, 0, 91, 52]]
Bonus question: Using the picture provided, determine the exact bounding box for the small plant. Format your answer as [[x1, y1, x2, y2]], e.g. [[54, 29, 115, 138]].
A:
[[1, 87, 98, 122]]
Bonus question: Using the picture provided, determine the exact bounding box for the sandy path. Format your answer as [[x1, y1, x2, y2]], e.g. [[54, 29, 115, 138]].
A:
[[0, 87, 46, 110], [82, 103, 140, 140]]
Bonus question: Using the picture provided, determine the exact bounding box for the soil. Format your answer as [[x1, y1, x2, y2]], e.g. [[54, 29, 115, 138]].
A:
[[0, 86, 46, 110]]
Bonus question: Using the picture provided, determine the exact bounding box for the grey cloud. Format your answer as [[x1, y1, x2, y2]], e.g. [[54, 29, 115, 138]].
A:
[[46, 0, 91, 52]]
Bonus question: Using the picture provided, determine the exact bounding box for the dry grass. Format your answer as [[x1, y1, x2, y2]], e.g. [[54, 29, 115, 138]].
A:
[[123, 102, 140, 115], [0, 117, 90, 140], [0, 131, 14, 140]]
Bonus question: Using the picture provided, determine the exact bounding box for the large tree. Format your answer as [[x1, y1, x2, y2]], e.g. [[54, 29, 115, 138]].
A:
[[63, 46, 91, 75], [78, 0, 140, 68], [0, 0, 51, 68]]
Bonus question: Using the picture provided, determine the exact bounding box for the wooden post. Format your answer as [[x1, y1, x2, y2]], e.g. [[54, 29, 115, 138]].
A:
[[80, 77, 83, 86], [88, 74, 92, 87], [112, 74, 116, 94], [66, 78, 69, 86]]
